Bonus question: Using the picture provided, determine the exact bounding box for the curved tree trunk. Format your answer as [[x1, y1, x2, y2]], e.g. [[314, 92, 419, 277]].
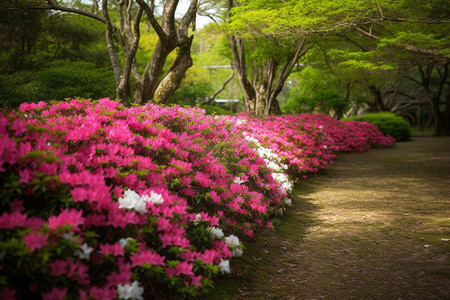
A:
[[154, 37, 194, 103]]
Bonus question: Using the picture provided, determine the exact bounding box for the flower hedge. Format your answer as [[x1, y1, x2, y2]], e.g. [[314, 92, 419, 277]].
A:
[[0, 98, 395, 299]]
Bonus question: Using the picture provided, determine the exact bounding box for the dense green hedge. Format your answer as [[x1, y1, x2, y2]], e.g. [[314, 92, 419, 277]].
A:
[[344, 112, 412, 141], [0, 61, 115, 109]]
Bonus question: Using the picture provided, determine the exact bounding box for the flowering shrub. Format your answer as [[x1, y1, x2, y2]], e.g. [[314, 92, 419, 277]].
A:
[[0, 99, 394, 299], [229, 113, 395, 177]]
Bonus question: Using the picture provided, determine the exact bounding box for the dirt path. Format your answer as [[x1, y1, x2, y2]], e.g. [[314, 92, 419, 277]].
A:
[[208, 136, 450, 299]]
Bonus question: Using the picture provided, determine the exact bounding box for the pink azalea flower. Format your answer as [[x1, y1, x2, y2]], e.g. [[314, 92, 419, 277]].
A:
[[8, 199, 24, 212], [18, 169, 32, 184], [99, 243, 124, 257], [130, 250, 166, 267], [23, 232, 49, 251], [106, 264, 132, 287], [189, 274, 202, 287], [89, 286, 116, 300], [49, 260, 67, 276], [0, 212, 27, 229], [48, 209, 84, 230], [165, 261, 194, 277], [11, 118, 27, 135], [41, 287, 67, 300], [0, 287, 16, 300]]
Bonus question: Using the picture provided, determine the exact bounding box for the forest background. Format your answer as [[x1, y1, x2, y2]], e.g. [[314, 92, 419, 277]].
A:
[[1, 0, 449, 135]]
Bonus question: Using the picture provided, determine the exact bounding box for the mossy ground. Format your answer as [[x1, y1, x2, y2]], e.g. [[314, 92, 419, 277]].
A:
[[203, 136, 450, 299]]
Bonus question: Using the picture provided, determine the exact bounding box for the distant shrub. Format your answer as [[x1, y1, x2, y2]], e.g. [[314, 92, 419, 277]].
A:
[[344, 112, 412, 141], [0, 61, 115, 108], [282, 89, 347, 119]]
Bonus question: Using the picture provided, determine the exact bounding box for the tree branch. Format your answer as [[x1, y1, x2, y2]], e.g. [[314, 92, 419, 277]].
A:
[[44, 0, 106, 23], [335, 33, 369, 51], [161, 0, 178, 34], [405, 45, 441, 56], [179, 0, 198, 37], [353, 25, 380, 39], [102, 0, 122, 86], [197, 12, 219, 25], [354, 25, 442, 56], [123, 7, 143, 82], [204, 68, 235, 104], [135, 0, 165, 40]]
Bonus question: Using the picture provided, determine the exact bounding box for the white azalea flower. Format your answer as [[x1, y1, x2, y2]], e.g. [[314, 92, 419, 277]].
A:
[[75, 243, 94, 261], [225, 235, 240, 248], [62, 232, 79, 243], [117, 281, 144, 300], [149, 191, 164, 205], [244, 135, 260, 145], [119, 237, 134, 247], [236, 119, 247, 125], [219, 259, 231, 274], [208, 227, 224, 239], [234, 177, 245, 184], [244, 134, 294, 200], [193, 213, 202, 226], [118, 189, 140, 210], [232, 247, 243, 257], [285, 199, 292, 206], [133, 199, 147, 214]]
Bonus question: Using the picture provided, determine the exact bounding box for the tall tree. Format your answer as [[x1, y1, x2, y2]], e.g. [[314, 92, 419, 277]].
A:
[[31, 0, 198, 105], [227, 0, 310, 116], [231, 0, 449, 133]]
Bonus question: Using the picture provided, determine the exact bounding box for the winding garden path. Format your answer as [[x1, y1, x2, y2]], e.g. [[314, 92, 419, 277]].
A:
[[208, 136, 450, 299]]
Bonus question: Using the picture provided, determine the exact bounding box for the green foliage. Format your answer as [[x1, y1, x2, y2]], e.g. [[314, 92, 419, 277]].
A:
[[344, 112, 412, 141], [282, 88, 347, 119], [0, 61, 115, 109], [169, 82, 212, 107], [201, 104, 233, 116]]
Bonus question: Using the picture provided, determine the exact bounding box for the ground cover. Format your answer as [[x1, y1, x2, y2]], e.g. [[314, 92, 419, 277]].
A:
[[206, 136, 450, 299]]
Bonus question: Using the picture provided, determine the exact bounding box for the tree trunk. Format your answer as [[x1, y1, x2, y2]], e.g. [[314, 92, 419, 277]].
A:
[[133, 40, 175, 104], [444, 84, 450, 135], [154, 37, 194, 103], [228, 34, 256, 112], [368, 85, 386, 112], [429, 95, 446, 136], [132, 0, 197, 105], [419, 65, 449, 136]]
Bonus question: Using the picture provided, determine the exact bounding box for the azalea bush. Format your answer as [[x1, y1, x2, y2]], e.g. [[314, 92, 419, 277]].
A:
[[344, 112, 412, 142], [230, 113, 395, 177], [0, 98, 394, 299]]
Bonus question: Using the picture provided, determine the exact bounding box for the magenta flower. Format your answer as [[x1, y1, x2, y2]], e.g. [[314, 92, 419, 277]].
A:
[[0, 212, 27, 229], [99, 243, 124, 257], [49, 260, 67, 277], [48, 209, 84, 230], [41, 287, 67, 300], [23, 232, 49, 251], [8, 199, 24, 212], [165, 261, 194, 277], [89, 286, 116, 300], [130, 250, 166, 267], [0, 287, 16, 300], [11, 118, 27, 135]]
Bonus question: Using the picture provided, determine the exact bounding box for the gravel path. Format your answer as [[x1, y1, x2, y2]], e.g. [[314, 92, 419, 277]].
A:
[[209, 136, 450, 299]]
